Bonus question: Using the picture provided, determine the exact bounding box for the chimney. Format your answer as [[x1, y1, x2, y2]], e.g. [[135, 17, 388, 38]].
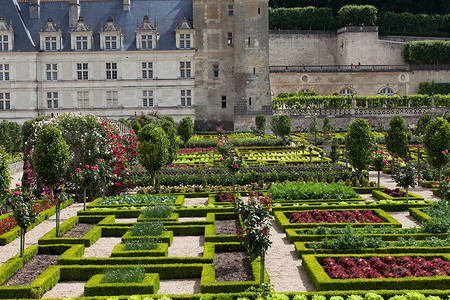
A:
[[123, 0, 130, 11], [69, 0, 80, 28], [29, 0, 40, 19]]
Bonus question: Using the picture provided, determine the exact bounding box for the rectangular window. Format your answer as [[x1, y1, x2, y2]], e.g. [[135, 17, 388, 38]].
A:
[[142, 90, 154, 107], [228, 5, 234, 16], [46, 92, 58, 109], [248, 37, 251, 47], [0, 35, 9, 51], [105, 36, 117, 50], [46, 64, 57, 81], [180, 61, 191, 79], [76, 36, 88, 50], [180, 90, 191, 107], [213, 64, 219, 78], [0, 92, 10, 110], [77, 91, 89, 108], [142, 62, 153, 79], [106, 90, 118, 108], [106, 62, 117, 80], [77, 63, 88, 80], [45, 36, 57, 51], [141, 35, 153, 50], [227, 32, 233, 45], [179, 34, 191, 49], [221, 96, 227, 108], [0, 64, 9, 81]]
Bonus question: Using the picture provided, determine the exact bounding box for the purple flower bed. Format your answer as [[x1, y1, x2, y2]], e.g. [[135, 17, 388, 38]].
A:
[[383, 188, 407, 197], [289, 209, 383, 224], [322, 256, 450, 279]]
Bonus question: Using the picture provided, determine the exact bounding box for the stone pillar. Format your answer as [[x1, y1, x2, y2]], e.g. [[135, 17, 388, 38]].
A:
[[29, 0, 40, 19]]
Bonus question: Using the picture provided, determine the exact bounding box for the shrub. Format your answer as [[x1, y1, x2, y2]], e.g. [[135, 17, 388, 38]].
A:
[[123, 237, 159, 251]]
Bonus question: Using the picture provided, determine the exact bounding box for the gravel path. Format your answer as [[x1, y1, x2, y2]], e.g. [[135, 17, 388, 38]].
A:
[[168, 236, 204, 257], [83, 237, 122, 258], [266, 220, 315, 292]]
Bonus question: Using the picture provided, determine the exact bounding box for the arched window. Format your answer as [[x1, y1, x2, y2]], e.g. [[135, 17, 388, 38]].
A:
[[378, 87, 395, 96], [299, 89, 310, 93], [339, 88, 354, 97]]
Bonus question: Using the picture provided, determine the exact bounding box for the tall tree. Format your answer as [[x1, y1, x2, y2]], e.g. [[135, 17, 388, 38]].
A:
[[177, 116, 194, 148], [137, 123, 169, 186], [385, 115, 410, 172], [423, 117, 450, 180], [309, 116, 319, 144], [345, 118, 376, 176], [33, 125, 70, 237]]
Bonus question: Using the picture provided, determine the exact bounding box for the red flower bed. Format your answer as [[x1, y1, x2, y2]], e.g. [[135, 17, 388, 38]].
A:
[[383, 188, 407, 197], [0, 198, 56, 236], [289, 209, 383, 224], [322, 256, 450, 279]]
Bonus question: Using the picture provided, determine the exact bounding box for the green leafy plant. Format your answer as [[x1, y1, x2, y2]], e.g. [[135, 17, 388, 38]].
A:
[[0, 146, 11, 212], [123, 237, 159, 251], [255, 115, 267, 134], [102, 267, 145, 283], [130, 221, 164, 237], [269, 181, 359, 201], [141, 205, 173, 219]]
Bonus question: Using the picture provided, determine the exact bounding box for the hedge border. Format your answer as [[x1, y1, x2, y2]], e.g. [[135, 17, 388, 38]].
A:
[[285, 228, 448, 242], [372, 189, 424, 201], [87, 195, 185, 208], [84, 272, 160, 296], [110, 243, 169, 257], [274, 208, 402, 231], [302, 253, 450, 291], [295, 241, 450, 256]]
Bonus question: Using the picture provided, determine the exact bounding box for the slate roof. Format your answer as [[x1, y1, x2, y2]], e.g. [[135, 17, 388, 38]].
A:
[[3, 0, 193, 52]]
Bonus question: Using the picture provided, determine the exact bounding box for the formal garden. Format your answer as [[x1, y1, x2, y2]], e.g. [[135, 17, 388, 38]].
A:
[[0, 111, 449, 300]]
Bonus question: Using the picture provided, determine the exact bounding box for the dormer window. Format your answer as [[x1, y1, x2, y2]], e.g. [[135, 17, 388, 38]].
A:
[[100, 16, 121, 51], [0, 16, 13, 52], [136, 15, 157, 50], [39, 18, 62, 51], [175, 17, 194, 50], [71, 16, 93, 51]]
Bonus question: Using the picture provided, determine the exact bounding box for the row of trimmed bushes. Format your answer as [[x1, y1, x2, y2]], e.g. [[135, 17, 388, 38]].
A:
[[419, 82, 450, 96], [404, 40, 450, 63], [133, 169, 355, 187], [269, 7, 449, 36], [272, 95, 450, 111]]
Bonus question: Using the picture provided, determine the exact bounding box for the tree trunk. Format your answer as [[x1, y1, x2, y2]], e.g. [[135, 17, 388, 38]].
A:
[[232, 173, 236, 197], [406, 187, 409, 203], [260, 252, 265, 289], [20, 227, 25, 257], [151, 171, 156, 187], [83, 189, 87, 211], [56, 203, 60, 237], [377, 170, 381, 189]]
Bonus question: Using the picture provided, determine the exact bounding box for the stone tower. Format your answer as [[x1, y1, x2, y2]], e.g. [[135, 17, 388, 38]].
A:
[[193, 0, 271, 131]]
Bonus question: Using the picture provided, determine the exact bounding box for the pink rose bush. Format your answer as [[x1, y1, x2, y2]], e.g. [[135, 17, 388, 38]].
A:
[[322, 256, 450, 279], [289, 209, 383, 223]]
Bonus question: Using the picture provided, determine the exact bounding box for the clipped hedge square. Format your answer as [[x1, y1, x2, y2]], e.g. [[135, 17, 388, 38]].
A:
[[84, 272, 159, 296]]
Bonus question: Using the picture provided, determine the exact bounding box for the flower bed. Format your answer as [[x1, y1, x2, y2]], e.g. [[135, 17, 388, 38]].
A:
[[322, 256, 450, 279], [289, 209, 383, 224]]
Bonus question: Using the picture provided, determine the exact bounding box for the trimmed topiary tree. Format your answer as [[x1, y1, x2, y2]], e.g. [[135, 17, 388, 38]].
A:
[[33, 125, 70, 237], [345, 118, 376, 177], [395, 164, 417, 203], [423, 117, 450, 180], [160, 119, 178, 166], [278, 114, 292, 144], [385, 115, 411, 172], [329, 137, 340, 166], [255, 115, 267, 134], [177, 116, 194, 148], [138, 123, 169, 187], [416, 114, 433, 136], [338, 5, 377, 27], [309, 116, 319, 145]]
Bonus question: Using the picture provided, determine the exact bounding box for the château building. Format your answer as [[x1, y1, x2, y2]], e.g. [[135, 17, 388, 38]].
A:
[[0, 0, 271, 130]]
